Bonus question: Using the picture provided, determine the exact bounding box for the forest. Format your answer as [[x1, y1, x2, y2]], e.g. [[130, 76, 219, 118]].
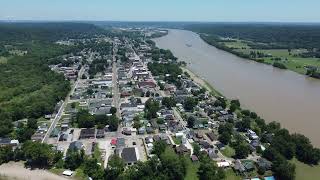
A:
[[0, 22, 103, 137], [185, 23, 320, 49]]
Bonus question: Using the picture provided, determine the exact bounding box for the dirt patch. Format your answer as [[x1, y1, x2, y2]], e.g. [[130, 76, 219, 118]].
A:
[[0, 162, 68, 180]]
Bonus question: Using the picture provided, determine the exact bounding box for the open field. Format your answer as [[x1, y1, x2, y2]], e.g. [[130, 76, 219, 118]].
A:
[[184, 160, 199, 180], [292, 158, 320, 180], [0, 162, 68, 180], [223, 40, 250, 49], [221, 145, 235, 158], [235, 48, 320, 75], [225, 169, 241, 180]]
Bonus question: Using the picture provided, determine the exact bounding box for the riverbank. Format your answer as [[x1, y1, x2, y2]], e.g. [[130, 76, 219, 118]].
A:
[[154, 29, 320, 147], [198, 34, 320, 79], [181, 67, 223, 97]]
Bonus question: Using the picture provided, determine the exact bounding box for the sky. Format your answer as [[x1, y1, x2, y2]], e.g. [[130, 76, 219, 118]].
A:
[[1, 0, 319, 22]]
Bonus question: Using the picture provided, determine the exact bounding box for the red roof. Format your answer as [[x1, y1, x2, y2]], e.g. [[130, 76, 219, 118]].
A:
[[111, 139, 117, 145]]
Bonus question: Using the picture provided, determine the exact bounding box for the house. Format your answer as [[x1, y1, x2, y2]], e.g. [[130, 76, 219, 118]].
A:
[[121, 147, 138, 165], [59, 133, 68, 141], [0, 138, 11, 146], [164, 84, 176, 93], [257, 158, 272, 171], [69, 141, 84, 151], [206, 132, 217, 141], [242, 160, 255, 172], [175, 144, 190, 155], [110, 138, 117, 147], [117, 138, 126, 148], [122, 128, 132, 135], [250, 140, 261, 151], [153, 135, 161, 142], [31, 132, 44, 142], [208, 148, 219, 159], [96, 129, 105, 138], [216, 142, 225, 150], [247, 129, 259, 140], [159, 124, 167, 132], [191, 155, 199, 162], [138, 127, 146, 134], [217, 161, 230, 168], [79, 128, 95, 139], [199, 140, 211, 149], [61, 120, 70, 131], [145, 136, 153, 144], [138, 81, 156, 89], [146, 127, 155, 134], [234, 159, 246, 174]]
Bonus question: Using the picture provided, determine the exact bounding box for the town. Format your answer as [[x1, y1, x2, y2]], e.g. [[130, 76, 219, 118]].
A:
[[1, 25, 319, 180], [1, 28, 276, 179]]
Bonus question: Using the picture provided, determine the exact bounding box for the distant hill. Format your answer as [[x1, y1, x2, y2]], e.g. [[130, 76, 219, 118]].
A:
[[185, 23, 320, 49]]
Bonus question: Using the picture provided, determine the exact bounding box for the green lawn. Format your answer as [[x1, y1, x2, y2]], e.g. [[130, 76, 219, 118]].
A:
[[235, 48, 320, 75], [185, 159, 200, 180], [292, 158, 320, 180], [221, 145, 235, 158], [225, 169, 241, 180], [173, 136, 182, 145], [93, 144, 103, 164]]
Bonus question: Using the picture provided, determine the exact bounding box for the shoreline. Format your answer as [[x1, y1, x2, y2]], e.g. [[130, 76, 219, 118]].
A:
[[181, 66, 223, 97], [197, 33, 320, 80]]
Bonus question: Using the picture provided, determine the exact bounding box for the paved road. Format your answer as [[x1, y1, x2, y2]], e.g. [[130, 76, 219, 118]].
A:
[[42, 65, 85, 143]]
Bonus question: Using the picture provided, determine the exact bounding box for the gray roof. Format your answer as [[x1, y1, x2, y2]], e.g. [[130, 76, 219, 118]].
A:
[[69, 141, 83, 151], [121, 147, 137, 163]]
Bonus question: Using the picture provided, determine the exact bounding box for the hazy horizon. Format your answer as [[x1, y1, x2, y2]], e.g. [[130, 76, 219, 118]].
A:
[[1, 0, 320, 23]]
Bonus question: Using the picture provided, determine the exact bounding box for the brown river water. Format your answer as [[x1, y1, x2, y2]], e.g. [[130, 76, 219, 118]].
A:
[[154, 29, 320, 147]]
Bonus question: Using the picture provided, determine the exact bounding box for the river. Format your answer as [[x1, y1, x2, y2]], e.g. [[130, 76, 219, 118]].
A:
[[154, 29, 320, 147]]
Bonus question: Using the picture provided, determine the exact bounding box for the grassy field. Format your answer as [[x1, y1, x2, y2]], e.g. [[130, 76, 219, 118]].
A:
[[221, 145, 235, 158], [292, 158, 320, 180], [235, 48, 320, 75], [185, 159, 200, 180], [223, 40, 250, 49], [225, 169, 241, 180]]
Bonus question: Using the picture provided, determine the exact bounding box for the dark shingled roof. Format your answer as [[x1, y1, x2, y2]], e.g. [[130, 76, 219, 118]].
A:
[[121, 147, 137, 163]]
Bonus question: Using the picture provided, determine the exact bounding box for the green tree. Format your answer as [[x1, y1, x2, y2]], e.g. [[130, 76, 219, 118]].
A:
[[22, 141, 55, 168], [83, 158, 105, 180], [161, 97, 176, 109], [76, 109, 95, 128], [272, 157, 296, 180], [187, 116, 196, 128], [159, 148, 187, 180], [183, 97, 198, 111], [105, 155, 125, 180], [110, 107, 117, 115], [234, 143, 251, 159], [218, 132, 231, 145], [64, 149, 84, 170], [108, 115, 119, 131], [0, 146, 13, 165], [152, 140, 167, 157], [198, 156, 225, 180], [27, 118, 38, 129], [192, 143, 201, 157], [133, 116, 141, 129], [144, 98, 160, 119]]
